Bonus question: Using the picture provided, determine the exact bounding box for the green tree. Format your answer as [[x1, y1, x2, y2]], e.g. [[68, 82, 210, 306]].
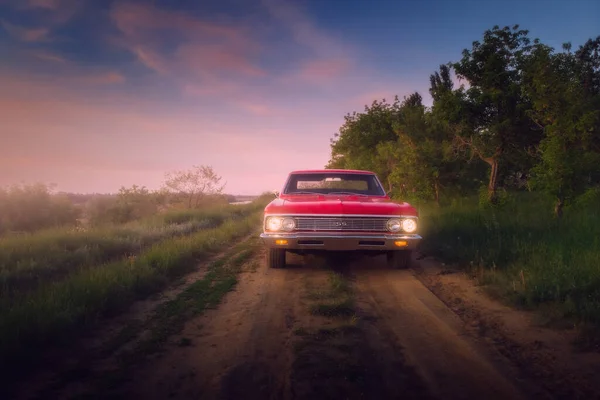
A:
[[115, 185, 158, 221], [389, 93, 440, 203], [329, 92, 459, 204], [327, 98, 401, 174], [448, 25, 541, 202], [522, 37, 600, 216]]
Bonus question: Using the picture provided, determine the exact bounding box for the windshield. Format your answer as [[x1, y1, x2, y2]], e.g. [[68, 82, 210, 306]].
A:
[[283, 172, 386, 196]]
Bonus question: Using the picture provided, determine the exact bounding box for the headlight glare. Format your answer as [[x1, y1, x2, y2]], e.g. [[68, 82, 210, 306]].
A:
[[402, 218, 417, 233], [266, 217, 283, 231], [387, 218, 402, 232], [282, 218, 296, 231]]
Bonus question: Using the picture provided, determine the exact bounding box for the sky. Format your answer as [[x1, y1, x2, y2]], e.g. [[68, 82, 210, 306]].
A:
[[0, 0, 598, 194]]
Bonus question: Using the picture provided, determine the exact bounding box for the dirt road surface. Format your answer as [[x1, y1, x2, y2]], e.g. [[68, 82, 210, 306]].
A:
[[356, 268, 527, 400], [16, 245, 600, 400]]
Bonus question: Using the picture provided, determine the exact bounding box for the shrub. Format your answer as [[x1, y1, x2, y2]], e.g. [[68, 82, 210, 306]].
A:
[[0, 184, 79, 234]]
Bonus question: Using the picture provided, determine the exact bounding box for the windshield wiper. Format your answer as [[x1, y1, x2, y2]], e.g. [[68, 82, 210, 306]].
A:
[[288, 191, 325, 195]]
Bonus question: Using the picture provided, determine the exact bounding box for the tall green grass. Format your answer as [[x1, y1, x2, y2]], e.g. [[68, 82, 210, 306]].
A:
[[0, 203, 260, 296], [0, 211, 263, 375], [420, 192, 600, 325]]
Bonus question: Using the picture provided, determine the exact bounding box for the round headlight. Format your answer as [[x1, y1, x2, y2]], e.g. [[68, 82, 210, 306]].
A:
[[266, 217, 283, 231], [402, 218, 417, 233], [282, 218, 296, 231], [387, 218, 402, 232]]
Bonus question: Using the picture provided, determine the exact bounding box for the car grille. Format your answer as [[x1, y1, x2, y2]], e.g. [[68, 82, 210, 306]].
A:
[[295, 217, 389, 232]]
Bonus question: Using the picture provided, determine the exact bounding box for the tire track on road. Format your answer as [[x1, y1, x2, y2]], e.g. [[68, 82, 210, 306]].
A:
[[353, 258, 529, 400]]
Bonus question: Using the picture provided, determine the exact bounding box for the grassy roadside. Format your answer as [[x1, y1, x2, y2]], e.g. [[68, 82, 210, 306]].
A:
[[419, 192, 600, 329], [0, 203, 260, 296], [0, 210, 263, 386], [40, 238, 263, 400], [122, 240, 260, 361]]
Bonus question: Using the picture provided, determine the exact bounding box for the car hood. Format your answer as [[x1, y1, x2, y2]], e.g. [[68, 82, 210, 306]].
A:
[[264, 195, 417, 217]]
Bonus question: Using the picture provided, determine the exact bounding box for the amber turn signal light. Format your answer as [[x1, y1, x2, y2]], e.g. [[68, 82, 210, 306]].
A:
[[394, 240, 408, 247], [275, 239, 288, 245]]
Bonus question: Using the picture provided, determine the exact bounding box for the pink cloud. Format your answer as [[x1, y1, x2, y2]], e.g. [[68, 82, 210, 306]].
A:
[[182, 81, 240, 97], [0, 71, 336, 194], [109, 2, 264, 96], [132, 46, 170, 75], [0, 1, 425, 194], [9, 0, 82, 26], [234, 101, 273, 116], [32, 51, 66, 63], [77, 71, 125, 85], [0, 20, 50, 42], [175, 43, 265, 77], [261, 0, 350, 58], [110, 2, 244, 42], [296, 58, 350, 83]]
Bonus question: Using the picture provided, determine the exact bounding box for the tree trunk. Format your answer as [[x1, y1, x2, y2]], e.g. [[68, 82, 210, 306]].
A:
[[434, 180, 440, 206], [554, 197, 564, 218], [483, 156, 499, 203]]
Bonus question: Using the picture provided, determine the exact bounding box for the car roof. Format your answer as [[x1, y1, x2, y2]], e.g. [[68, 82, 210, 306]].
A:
[[289, 169, 375, 175]]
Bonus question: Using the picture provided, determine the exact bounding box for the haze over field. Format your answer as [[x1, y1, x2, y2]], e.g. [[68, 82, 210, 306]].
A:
[[0, 0, 598, 194]]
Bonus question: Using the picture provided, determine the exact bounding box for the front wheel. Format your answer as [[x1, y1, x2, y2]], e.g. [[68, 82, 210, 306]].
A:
[[387, 250, 412, 269], [267, 248, 286, 268]]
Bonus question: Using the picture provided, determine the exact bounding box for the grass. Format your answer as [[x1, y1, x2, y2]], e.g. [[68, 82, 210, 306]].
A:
[[0, 210, 263, 382], [310, 299, 356, 318], [292, 270, 380, 399], [308, 272, 356, 318], [122, 242, 258, 360], [0, 203, 260, 296], [419, 191, 600, 327], [42, 239, 262, 400]]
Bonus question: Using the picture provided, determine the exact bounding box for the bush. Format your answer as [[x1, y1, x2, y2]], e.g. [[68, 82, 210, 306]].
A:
[[0, 184, 79, 234], [85, 186, 160, 226], [420, 192, 600, 325]]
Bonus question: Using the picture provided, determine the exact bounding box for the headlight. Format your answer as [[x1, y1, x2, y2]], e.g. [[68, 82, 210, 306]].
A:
[[387, 218, 402, 232], [402, 218, 417, 233], [266, 217, 283, 231], [282, 218, 296, 231]]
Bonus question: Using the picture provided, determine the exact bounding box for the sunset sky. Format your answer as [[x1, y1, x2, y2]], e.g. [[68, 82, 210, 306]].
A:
[[1, 0, 598, 194]]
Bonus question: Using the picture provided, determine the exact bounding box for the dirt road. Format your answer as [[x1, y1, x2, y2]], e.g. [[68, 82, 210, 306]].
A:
[[20, 245, 600, 400], [109, 251, 568, 400]]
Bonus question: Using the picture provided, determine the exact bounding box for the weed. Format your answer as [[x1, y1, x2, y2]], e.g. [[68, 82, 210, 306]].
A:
[[420, 192, 600, 326], [310, 299, 356, 318], [0, 212, 263, 382], [0, 202, 261, 296]]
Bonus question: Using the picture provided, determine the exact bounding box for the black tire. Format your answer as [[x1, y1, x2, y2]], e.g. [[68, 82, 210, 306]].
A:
[[267, 248, 286, 268], [387, 250, 412, 269]]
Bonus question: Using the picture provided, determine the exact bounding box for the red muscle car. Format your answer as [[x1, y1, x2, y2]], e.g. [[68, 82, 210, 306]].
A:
[[260, 169, 422, 269]]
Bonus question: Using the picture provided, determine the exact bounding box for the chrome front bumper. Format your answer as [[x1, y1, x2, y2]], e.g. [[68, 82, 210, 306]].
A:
[[260, 232, 422, 251]]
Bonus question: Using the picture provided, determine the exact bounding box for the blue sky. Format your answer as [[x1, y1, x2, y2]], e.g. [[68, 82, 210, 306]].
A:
[[0, 0, 598, 194]]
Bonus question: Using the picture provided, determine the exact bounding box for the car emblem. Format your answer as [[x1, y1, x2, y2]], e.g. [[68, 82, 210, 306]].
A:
[[332, 220, 347, 228]]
